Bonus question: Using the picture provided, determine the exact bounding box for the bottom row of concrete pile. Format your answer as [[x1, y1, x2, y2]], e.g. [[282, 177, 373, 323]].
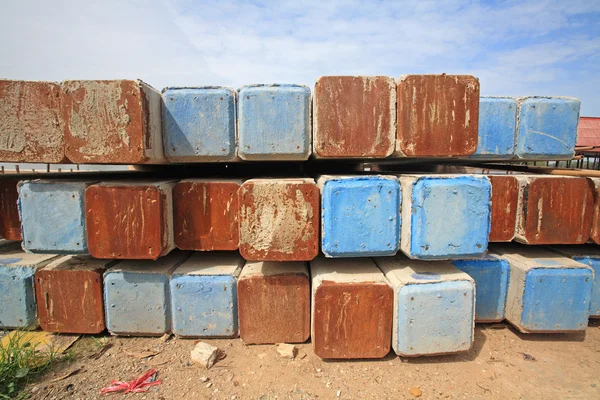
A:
[[0, 239, 598, 359]]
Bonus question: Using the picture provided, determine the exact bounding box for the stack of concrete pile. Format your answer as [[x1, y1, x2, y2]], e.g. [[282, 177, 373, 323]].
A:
[[0, 74, 595, 360]]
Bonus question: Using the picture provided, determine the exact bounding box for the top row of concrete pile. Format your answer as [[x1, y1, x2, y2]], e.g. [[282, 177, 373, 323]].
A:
[[0, 75, 580, 164]]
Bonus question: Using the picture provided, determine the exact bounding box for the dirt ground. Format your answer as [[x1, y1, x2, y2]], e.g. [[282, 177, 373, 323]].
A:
[[22, 321, 600, 400]]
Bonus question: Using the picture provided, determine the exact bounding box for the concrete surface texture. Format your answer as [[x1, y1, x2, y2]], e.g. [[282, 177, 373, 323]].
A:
[[515, 96, 581, 160], [238, 84, 311, 160], [173, 179, 240, 251], [514, 175, 593, 244], [19, 180, 93, 254], [0, 179, 22, 240], [0, 250, 58, 328], [318, 175, 401, 257], [162, 87, 237, 162], [471, 96, 516, 159], [0, 80, 65, 163], [170, 251, 244, 337], [61, 80, 164, 164], [237, 261, 310, 344], [85, 180, 176, 259], [452, 254, 510, 322], [238, 178, 319, 261], [396, 74, 479, 157], [35, 255, 115, 334], [313, 76, 396, 158], [491, 244, 593, 333], [400, 174, 491, 260], [103, 250, 191, 336], [376, 256, 475, 357], [488, 175, 518, 242], [548, 245, 600, 318], [310, 257, 393, 359]]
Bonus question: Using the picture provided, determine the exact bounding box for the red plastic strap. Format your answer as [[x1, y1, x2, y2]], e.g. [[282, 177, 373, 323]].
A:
[[100, 369, 161, 395]]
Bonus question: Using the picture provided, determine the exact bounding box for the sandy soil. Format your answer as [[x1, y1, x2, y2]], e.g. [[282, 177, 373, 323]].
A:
[[23, 321, 600, 400]]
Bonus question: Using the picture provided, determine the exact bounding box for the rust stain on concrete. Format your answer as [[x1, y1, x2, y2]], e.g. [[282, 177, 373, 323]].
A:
[[590, 178, 600, 244], [173, 180, 240, 251], [396, 74, 479, 157], [314, 76, 395, 158], [238, 272, 310, 344], [312, 281, 393, 359], [85, 182, 174, 259], [516, 176, 593, 244], [35, 256, 108, 334], [489, 175, 518, 242], [239, 179, 319, 261], [0, 179, 22, 240], [0, 80, 64, 163]]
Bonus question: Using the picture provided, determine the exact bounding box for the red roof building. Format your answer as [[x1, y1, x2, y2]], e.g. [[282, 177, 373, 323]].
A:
[[577, 117, 600, 148]]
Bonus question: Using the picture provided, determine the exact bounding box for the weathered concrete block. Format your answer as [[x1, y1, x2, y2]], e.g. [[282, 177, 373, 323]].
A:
[[588, 178, 600, 245], [162, 87, 236, 162], [173, 179, 240, 251], [488, 175, 518, 242], [0, 179, 22, 240], [515, 97, 580, 160], [318, 175, 400, 257], [470, 97, 516, 159], [452, 255, 510, 322], [491, 244, 593, 332], [238, 84, 311, 160], [62, 80, 164, 164], [104, 251, 190, 336], [311, 257, 392, 359], [399, 174, 491, 259], [0, 251, 57, 328], [313, 76, 395, 158], [239, 179, 319, 261], [237, 261, 310, 344], [19, 180, 94, 254], [0, 80, 65, 163], [85, 181, 175, 259], [396, 75, 479, 157], [170, 252, 244, 337], [548, 245, 600, 318], [376, 256, 475, 356], [514, 175, 592, 244], [35, 255, 114, 334]]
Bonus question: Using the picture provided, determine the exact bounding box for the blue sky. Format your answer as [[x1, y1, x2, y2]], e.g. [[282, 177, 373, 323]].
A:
[[1, 0, 599, 115]]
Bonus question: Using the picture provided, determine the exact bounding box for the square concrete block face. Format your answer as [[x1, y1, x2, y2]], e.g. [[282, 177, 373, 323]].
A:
[[549, 245, 600, 318], [396, 75, 479, 157], [238, 84, 311, 160], [515, 97, 580, 160], [237, 261, 310, 344], [173, 180, 240, 251], [313, 76, 396, 158], [162, 87, 236, 162], [0, 80, 65, 163], [62, 80, 164, 164], [588, 178, 600, 245], [35, 255, 114, 334], [488, 175, 518, 242], [0, 179, 22, 240], [399, 175, 491, 260], [491, 244, 593, 332], [239, 179, 319, 261], [170, 252, 244, 337], [318, 175, 400, 257], [470, 97, 516, 160], [311, 257, 392, 359], [0, 251, 58, 328], [376, 256, 474, 357], [86, 181, 175, 259], [104, 251, 191, 336], [19, 180, 93, 254], [452, 255, 510, 322], [514, 175, 593, 245]]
